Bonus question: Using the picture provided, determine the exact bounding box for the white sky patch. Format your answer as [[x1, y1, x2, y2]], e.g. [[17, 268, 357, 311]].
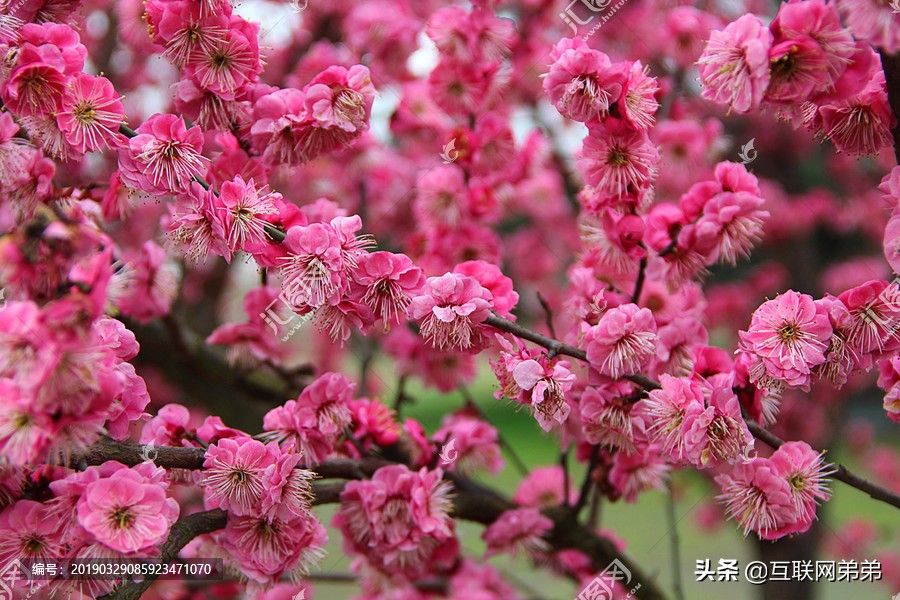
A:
[[239, 0, 301, 48], [370, 88, 399, 145], [408, 32, 439, 77]]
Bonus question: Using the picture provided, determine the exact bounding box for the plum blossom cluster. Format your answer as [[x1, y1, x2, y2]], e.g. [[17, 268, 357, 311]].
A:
[[136, 381, 332, 594], [177, 178, 519, 351], [250, 66, 375, 169], [261, 371, 357, 465], [0, 461, 178, 598], [144, 0, 262, 132], [333, 465, 457, 590], [698, 1, 895, 155], [1, 22, 125, 162], [634, 161, 769, 288], [637, 374, 754, 469], [0, 212, 156, 465], [1, 0, 900, 597], [739, 284, 900, 404], [491, 334, 577, 431], [716, 441, 834, 539], [201, 436, 325, 593], [545, 38, 660, 212]]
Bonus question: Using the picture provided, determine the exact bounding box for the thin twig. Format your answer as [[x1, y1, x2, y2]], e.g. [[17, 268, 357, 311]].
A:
[[665, 479, 686, 600], [485, 313, 585, 360], [746, 418, 900, 510], [573, 445, 600, 517], [262, 358, 311, 392], [343, 426, 369, 458], [393, 374, 410, 413], [631, 256, 648, 304], [357, 335, 376, 397], [484, 313, 660, 391], [588, 485, 602, 529], [460, 388, 530, 477], [307, 573, 356, 583], [536, 291, 557, 338]]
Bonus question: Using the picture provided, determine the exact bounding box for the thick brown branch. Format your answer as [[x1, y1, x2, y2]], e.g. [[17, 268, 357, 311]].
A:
[[98, 509, 228, 600], [76, 438, 391, 480], [78, 439, 205, 469], [77, 438, 668, 599]]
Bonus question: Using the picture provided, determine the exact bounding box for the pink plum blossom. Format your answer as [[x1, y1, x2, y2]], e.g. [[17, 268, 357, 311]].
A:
[[118, 113, 209, 195], [698, 15, 773, 114], [76, 466, 179, 553], [738, 291, 832, 391], [482, 507, 552, 558], [409, 273, 494, 352], [218, 511, 327, 593], [55, 73, 125, 154], [512, 357, 576, 431], [333, 465, 456, 579], [578, 119, 659, 206], [354, 251, 424, 328], [716, 441, 833, 540], [201, 436, 279, 515], [544, 40, 626, 123], [431, 412, 503, 475], [584, 303, 658, 380]]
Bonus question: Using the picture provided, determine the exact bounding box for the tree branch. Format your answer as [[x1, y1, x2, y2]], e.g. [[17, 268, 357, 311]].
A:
[[76, 437, 669, 599], [536, 291, 558, 339], [483, 313, 660, 390], [745, 419, 900, 510], [485, 313, 586, 360], [484, 314, 900, 511], [76, 438, 392, 480], [449, 474, 669, 600], [97, 509, 228, 600], [631, 256, 648, 304], [572, 445, 599, 516], [665, 479, 685, 600]]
